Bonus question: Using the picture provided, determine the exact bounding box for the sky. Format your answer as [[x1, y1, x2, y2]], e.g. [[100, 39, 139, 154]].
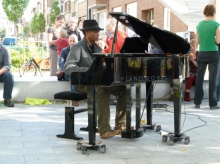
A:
[[23, 0, 37, 21]]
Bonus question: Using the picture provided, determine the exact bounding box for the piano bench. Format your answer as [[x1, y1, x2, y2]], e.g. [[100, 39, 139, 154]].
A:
[[54, 91, 87, 140]]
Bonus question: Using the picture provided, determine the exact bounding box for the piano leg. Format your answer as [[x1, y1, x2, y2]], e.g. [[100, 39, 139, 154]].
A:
[[76, 86, 106, 154], [162, 78, 190, 146], [121, 84, 144, 139], [142, 81, 161, 132]]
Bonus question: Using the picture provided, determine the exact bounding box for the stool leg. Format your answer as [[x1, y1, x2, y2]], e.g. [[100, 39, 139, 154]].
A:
[[80, 126, 98, 133], [57, 107, 83, 140]]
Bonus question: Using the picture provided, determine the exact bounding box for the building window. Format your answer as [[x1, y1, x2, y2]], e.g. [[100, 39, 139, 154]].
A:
[[164, 8, 170, 31], [68, 1, 71, 11], [72, 12, 76, 17], [98, 12, 106, 30], [9, 27, 12, 33], [147, 9, 154, 25], [47, 0, 53, 7], [127, 2, 137, 17], [126, 2, 137, 37], [64, 1, 71, 12], [93, 12, 107, 39], [60, 4, 64, 13], [113, 6, 121, 12], [78, 0, 85, 3]]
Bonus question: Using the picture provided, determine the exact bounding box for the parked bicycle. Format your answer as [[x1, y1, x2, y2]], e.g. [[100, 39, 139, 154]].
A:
[[19, 57, 50, 77]]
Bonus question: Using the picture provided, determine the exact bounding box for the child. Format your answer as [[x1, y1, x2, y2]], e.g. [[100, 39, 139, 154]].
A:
[[184, 39, 198, 102], [54, 29, 69, 56]]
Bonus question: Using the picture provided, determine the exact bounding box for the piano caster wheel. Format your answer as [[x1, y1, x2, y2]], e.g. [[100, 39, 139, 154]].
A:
[[184, 137, 190, 145], [99, 145, 106, 154], [162, 135, 167, 142], [168, 140, 174, 146], [155, 125, 161, 132], [81, 147, 87, 154]]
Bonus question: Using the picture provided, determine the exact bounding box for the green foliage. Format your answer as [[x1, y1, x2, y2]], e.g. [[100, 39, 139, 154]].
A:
[[10, 49, 22, 69], [50, 0, 61, 25], [0, 27, 6, 38], [8, 40, 48, 72], [2, 0, 29, 22], [38, 13, 46, 33], [30, 13, 38, 34], [30, 13, 46, 36], [23, 26, 30, 37]]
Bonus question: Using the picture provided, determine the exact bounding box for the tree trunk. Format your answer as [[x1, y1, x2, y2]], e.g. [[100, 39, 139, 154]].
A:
[[14, 21, 18, 45]]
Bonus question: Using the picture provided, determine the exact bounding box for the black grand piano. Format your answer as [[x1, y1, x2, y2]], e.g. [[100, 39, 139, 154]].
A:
[[71, 12, 190, 153]]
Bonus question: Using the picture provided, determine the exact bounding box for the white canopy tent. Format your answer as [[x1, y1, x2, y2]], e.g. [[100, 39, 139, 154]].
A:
[[157, 0, 217, 31]]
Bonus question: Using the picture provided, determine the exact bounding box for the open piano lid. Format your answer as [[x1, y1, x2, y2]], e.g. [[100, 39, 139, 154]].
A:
[[109, 12, 190, 54]]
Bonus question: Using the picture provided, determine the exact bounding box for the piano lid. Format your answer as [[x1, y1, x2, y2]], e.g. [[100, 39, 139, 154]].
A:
[[109, 12, 190, 54]]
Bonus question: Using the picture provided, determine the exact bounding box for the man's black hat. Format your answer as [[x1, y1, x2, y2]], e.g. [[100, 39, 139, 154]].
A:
[[81, 20, 103, 31]]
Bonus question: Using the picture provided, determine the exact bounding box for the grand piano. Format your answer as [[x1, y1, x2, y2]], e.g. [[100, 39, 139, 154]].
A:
[[71, 12, 191, 153]]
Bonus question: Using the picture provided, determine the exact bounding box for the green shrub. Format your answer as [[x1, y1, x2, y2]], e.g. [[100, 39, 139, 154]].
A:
[[9, 49, 22, 71], [8, 41, 48, 72]]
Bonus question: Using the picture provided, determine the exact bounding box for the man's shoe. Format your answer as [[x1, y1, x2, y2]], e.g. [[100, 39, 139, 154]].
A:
[[114, 125, 126, 135], [100, 129, 120, 139], [4, 99, 14, 107], [195, 105, 200, 108], [210, 106, 220, 110]]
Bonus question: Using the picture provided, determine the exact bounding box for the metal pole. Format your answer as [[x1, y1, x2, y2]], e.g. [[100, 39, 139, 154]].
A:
[[87, 0, 89, 19]]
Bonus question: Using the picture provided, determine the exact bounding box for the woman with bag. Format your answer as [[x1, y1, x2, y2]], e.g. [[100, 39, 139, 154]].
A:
[[47, 14, 65, 76]]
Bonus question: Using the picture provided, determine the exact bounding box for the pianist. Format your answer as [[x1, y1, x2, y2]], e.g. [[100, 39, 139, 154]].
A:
[[64, 20, 127, 139]]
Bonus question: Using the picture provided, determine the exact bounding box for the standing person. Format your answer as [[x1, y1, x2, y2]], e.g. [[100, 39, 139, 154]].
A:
[[194, 4, 220, 109], [64, 20, 126, 139], [104, 18, 128, 53], [0, 44, 14, 107], [54, 29, 69, 56], [66, 17, 82, 41], [184, 39, 198, 102], [216, 44, 220, 102], [77, 18, 85, 40], [47, 14, 65, 76]]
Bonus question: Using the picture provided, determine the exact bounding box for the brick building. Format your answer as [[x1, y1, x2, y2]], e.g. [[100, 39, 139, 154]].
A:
[[87, 0, 193, 39], [28, 0, 219, 40]]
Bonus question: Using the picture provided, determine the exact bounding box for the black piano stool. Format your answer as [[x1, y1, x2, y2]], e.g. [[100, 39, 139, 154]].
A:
[[54, 91, 87, 140]]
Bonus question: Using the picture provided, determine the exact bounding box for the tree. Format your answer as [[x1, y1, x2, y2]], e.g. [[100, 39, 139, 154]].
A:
[[38, 13, 46, 33], [2, 0, 29, 43], [0, 27, 6, 39], [50, 0, 60, 25], [30, 13, 38, 37], [23, 25, 30, 39]]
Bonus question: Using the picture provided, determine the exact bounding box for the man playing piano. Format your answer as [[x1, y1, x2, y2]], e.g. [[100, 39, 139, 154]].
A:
[[64, 20, 126, 139]]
